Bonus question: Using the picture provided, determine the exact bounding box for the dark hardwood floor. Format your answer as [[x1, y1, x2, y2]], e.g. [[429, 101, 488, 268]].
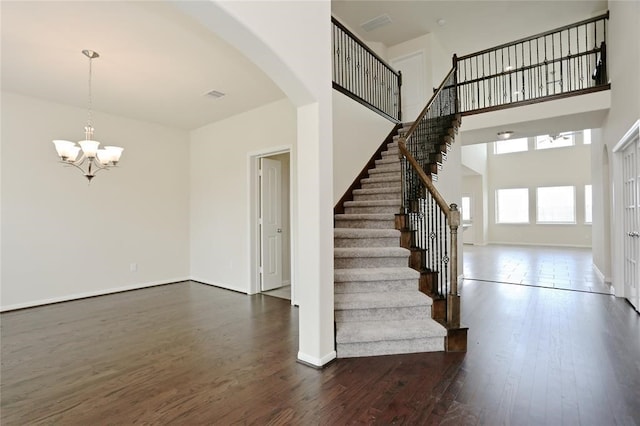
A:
[[1, 281, 639, 425]]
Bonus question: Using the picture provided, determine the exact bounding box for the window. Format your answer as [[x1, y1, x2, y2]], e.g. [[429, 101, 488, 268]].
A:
[[585, 185, 592, 223], [495, 138, 528, 154], [535, 133, 574, 150], [583, 129, 592, 145], [496, 188, 529, 223], [537, 186, 575, 223], [462, 196, 471, 222]]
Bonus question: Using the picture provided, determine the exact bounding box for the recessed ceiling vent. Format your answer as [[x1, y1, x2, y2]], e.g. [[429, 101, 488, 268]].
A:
[[360, 14, 392, 32], [204, 90, 226, 99]]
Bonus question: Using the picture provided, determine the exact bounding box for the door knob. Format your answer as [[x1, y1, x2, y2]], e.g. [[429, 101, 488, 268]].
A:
[[277, 228, 282, 233], [629, 231, 640, 238]]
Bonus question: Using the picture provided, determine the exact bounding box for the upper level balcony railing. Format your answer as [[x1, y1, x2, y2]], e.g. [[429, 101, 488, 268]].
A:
[[454, 12, 610, 115], [332, 17, 402, 123]]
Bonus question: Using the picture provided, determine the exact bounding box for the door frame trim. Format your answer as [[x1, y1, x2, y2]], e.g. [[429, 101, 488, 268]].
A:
[[248, 145, 296, 305], [611, 119, 639, 302]]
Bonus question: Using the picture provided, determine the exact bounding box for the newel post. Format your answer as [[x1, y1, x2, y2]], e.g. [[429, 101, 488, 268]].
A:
[[447, 203, 461, 327]]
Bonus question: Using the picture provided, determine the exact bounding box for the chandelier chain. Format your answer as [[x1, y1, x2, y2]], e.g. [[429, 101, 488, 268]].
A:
[[87, 56, 93, 129]]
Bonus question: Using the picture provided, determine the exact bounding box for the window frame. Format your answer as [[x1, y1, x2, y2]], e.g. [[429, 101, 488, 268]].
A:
[[585, 184, 593, 224]]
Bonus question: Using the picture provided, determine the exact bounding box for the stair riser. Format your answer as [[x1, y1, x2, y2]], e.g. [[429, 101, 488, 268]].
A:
[[335, 305, 430, 322], [344, 205, 399, 214], [334, 256, 408, 268], [334, 280, 418, 293], [382, 149, 399, 157], [334, 237, 399, 248], [360, 181, 401, 190], [336, 337, 445, 358], [334, 219, 396, 229]]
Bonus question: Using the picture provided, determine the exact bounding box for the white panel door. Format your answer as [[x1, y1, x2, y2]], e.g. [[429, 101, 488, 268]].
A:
[[260, 158, 283, 291], [622, 136, 640, 311], [391, 52, 426, 122]]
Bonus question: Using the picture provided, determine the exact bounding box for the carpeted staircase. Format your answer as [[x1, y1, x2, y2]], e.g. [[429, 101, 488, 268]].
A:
[[334, 125, 447, 358]]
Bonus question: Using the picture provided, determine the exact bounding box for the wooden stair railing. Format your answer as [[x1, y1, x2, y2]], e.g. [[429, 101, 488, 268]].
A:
[[398, 67, 467, 352], [332, 16, 402, 123], [455, 12, 610, 115]]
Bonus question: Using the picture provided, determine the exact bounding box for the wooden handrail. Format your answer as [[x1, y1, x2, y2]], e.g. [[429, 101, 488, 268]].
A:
[[397, 141, 450, 214], [456, 11, 609, 60]]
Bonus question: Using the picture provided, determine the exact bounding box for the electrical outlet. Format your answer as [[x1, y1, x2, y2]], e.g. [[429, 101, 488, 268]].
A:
[[130, 263, 138, 272]]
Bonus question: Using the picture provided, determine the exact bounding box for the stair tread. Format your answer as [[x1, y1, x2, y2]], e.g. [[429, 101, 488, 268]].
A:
[[334, 267, 419, 282], [353, 187, 401, 195], [376, 158, 400, 164], [335, 291, 433, 309], [361, 176, 401, 183], [369, 165, 400, 171], [334, 213, 396, 220], [334, 228, 400, 238], [343, 200, 401, 207], [336, 318, 447, 343], [334, 247, 409, 258]]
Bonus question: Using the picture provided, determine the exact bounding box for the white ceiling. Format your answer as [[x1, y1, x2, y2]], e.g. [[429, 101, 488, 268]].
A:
[[2, 1, 608, 132], [332, 1, 607, 57], [1, 1, 285, 130]]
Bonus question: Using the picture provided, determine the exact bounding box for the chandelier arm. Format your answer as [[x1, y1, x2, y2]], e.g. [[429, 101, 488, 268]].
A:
[[89, 161, 111, 175], [60, 157, 111, 177]]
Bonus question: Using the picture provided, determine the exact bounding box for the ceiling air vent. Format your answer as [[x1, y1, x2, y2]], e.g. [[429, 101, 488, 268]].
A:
[[360, 14, 392, 32], [204, 90, 226, 99]]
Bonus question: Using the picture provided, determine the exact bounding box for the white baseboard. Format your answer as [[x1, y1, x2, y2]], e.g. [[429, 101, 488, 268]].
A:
[[282, 280, 291, 286], [297, 350, 336, 367], [488, 241, 591, 248], [592, 264, 612, 284], [189, 277, 249, 295], [0, 277, 190, 312]]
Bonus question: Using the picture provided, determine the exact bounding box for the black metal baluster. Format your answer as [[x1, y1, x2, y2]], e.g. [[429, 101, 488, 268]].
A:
[[560, 30, 564, 93]]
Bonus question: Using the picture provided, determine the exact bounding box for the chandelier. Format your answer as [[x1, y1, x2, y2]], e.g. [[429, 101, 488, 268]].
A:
[[52, 50, 123, 182]]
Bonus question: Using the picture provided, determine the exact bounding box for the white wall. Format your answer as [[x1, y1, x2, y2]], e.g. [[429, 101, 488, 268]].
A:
[[1, 92, 190, 310], [190, 98, 295, 292], [486, 136, 592, 247], [333, 90, 395, 204], [462, 175, 483, 244], [461, 142, 488, 175], [175, 0, 336, 367], [462, 143, 489, 245], [602, 0, 640, 296], [591, 128, 611, 281], [460, 91, 610, 145]]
